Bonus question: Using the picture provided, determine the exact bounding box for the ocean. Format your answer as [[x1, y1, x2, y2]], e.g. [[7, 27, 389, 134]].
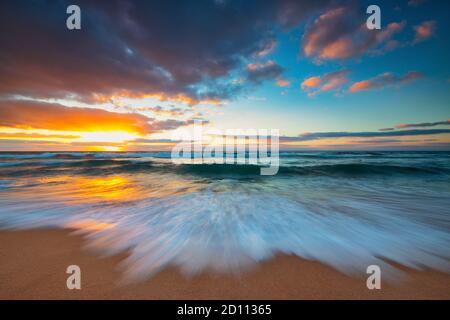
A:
[[0, 151, 449, 281]]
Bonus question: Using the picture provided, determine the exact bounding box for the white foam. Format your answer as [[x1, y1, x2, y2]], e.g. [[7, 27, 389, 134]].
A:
[[1, 190, 449, 282]]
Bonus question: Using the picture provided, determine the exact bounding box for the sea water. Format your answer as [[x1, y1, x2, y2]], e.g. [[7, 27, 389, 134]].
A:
[[0, 151, 449, 281]]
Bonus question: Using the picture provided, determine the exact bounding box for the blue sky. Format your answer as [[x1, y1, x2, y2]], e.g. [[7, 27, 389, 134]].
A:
[[209, 0, 450, 135]]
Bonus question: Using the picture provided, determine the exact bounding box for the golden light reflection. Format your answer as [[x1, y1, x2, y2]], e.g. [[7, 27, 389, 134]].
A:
[[38, 175, 142, 202], [74, 176, 137, 201]]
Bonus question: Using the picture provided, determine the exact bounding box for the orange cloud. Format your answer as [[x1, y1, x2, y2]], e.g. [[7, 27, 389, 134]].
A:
[[318, 38, 353, 60], [413, 21, 436, 43], [0, 100, 153, 135], [377, 22, 406, 43], [301, 70, 350, 96], [303, 6, 405, 61], [301, 76, 321, 89], [349, 80, 371, 92], [246, 60, 275, 71], [349, 71, 423, 93], [0, 132, 80, 140], [276, 79, 290, 87]]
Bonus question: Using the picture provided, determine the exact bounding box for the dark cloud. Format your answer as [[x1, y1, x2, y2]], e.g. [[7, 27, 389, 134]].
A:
[[408, 0, 427, 7], [302, 4, 406, 61], [132, 138, 175, 144], [152, 118, 210, 131], [0, 0, 333, 104], [280, 129, 450, 142], [246, 60, 284, 83], [395, 120, 450, 129], [353, 139, 416, 144], [209, 129, 450, 142], [114, 104, 192, 117]]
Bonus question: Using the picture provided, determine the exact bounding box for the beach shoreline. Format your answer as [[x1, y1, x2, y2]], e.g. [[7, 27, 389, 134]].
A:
[[0, 229, 449, 300]]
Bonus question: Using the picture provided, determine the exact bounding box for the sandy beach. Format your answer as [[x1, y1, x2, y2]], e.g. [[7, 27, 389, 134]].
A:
[[0, 229, 449, 300]]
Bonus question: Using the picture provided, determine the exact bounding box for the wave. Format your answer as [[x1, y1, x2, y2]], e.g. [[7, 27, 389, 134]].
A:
[[279, 163, 449, 176], [279, 151, 385, 158], [0, 151, 172, 160], [0, 158, 448, 178], [0, 161, 28, 167], [168, 163, 450, 177], [2, 151, 449, 160], [1, 191, 449, 281]]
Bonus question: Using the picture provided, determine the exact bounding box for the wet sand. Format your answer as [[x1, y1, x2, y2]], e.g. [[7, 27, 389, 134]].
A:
[[0, 229, 449, 299]]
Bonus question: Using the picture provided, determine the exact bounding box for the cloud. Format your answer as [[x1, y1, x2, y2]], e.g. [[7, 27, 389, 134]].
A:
[[224, 129, 450, 144], [0, 100, 197, 134], [151, 118, 210, 131], [353, 139, 417, 144], [349, 71, 423, 93], [96, 92, 222, 106], [301, 69, 350, 95], [246, 60, 284, 83], [281, 129, 450, 142], [0, 0, 332, 105], [276, 79, 291, 87], [413, 21, 436, 43], [395, 120, 450, 129], [0, 132, 80, 139], [256, 39, 277, 57], [408, 0, 427, 7], [379, 120, 449, 131], [302, 5, 405, 61], [301, 76, 321, 89], [113, 104, 191, 117]]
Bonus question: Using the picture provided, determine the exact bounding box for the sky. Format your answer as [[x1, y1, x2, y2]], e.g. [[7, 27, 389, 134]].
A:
[[0, 0, 449, 151]]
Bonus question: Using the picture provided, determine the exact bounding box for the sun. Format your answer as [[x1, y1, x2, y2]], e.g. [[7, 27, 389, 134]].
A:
[[85, 145, 123, 152], [78, 131, 138, 143]]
